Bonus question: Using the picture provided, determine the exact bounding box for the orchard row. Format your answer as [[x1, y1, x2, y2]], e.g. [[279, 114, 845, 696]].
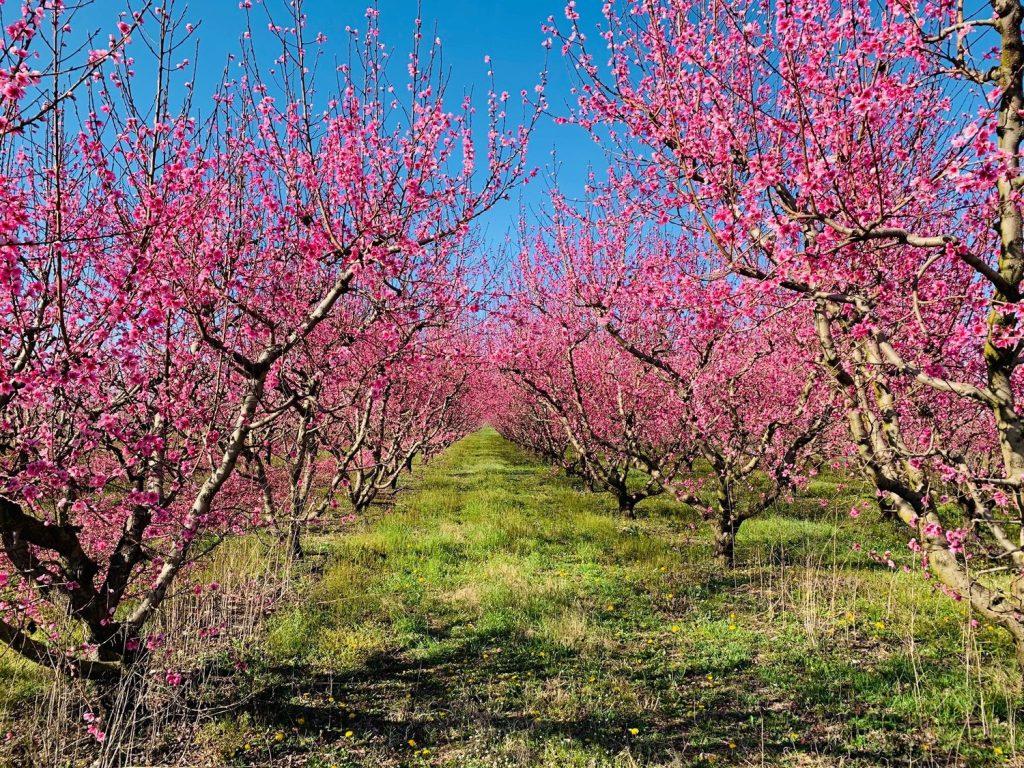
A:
[[2, 0, 1024, 707], [490, 0, 1024, 671], [0, 0, 535, 682]]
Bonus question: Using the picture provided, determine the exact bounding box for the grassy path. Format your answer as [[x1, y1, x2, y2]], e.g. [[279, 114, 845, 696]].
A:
[[208, 428, 1021, 767]]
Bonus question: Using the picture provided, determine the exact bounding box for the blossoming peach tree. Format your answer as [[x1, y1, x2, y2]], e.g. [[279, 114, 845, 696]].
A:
[[493, 291, 668, 517], [0, 0, 534, 681], [553, 0, 1024, 660], [496, 191, 836, 561]]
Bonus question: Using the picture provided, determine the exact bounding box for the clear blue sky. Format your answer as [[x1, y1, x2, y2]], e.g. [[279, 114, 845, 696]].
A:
[[77, 0, 608, 256]]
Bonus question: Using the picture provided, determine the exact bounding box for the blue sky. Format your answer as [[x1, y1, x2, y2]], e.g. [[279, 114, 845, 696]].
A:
[[73, 0, 608, 256]]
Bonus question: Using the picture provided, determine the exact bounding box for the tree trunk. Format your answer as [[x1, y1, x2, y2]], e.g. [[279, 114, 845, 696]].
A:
[[710, 479, 740, 567], [285, 520, 304, 561], [617, 494, 637, 519], [713, 518, 738, 567]]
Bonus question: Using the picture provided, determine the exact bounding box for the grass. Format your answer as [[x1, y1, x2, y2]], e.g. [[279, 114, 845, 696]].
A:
[[176, 427, 1024, 767]]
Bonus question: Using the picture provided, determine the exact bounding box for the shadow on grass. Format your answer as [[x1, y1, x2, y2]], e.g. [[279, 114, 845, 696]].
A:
[[187, 429, 1016, 767], [202, 611, 961, 767]]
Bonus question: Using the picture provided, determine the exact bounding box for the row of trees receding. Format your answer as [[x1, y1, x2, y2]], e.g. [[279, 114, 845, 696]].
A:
[[0, 0, 537, 683], [487, 0, 1024, 671], [4, 0, 1024, 728]]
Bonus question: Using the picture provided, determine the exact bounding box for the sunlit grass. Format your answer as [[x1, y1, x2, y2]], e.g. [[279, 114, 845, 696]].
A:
[[228, 428, 1022, 767], [0, 428, 1018, 766]]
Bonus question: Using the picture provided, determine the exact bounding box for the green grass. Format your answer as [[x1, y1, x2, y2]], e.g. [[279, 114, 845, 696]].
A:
[[184, 428, 1024, 767]]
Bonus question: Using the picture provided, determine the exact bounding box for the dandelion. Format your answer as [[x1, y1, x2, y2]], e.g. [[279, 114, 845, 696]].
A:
[[670, 625, 680, 633], [345, 730, 354, 738], [274, 731, 285, 742], [629, 727, 639, 735], [408, 738, 417, 747]]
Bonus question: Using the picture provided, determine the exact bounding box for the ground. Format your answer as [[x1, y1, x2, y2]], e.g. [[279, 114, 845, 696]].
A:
[[5, 429, 1021, 767], [181, 428, 1022, 767]]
